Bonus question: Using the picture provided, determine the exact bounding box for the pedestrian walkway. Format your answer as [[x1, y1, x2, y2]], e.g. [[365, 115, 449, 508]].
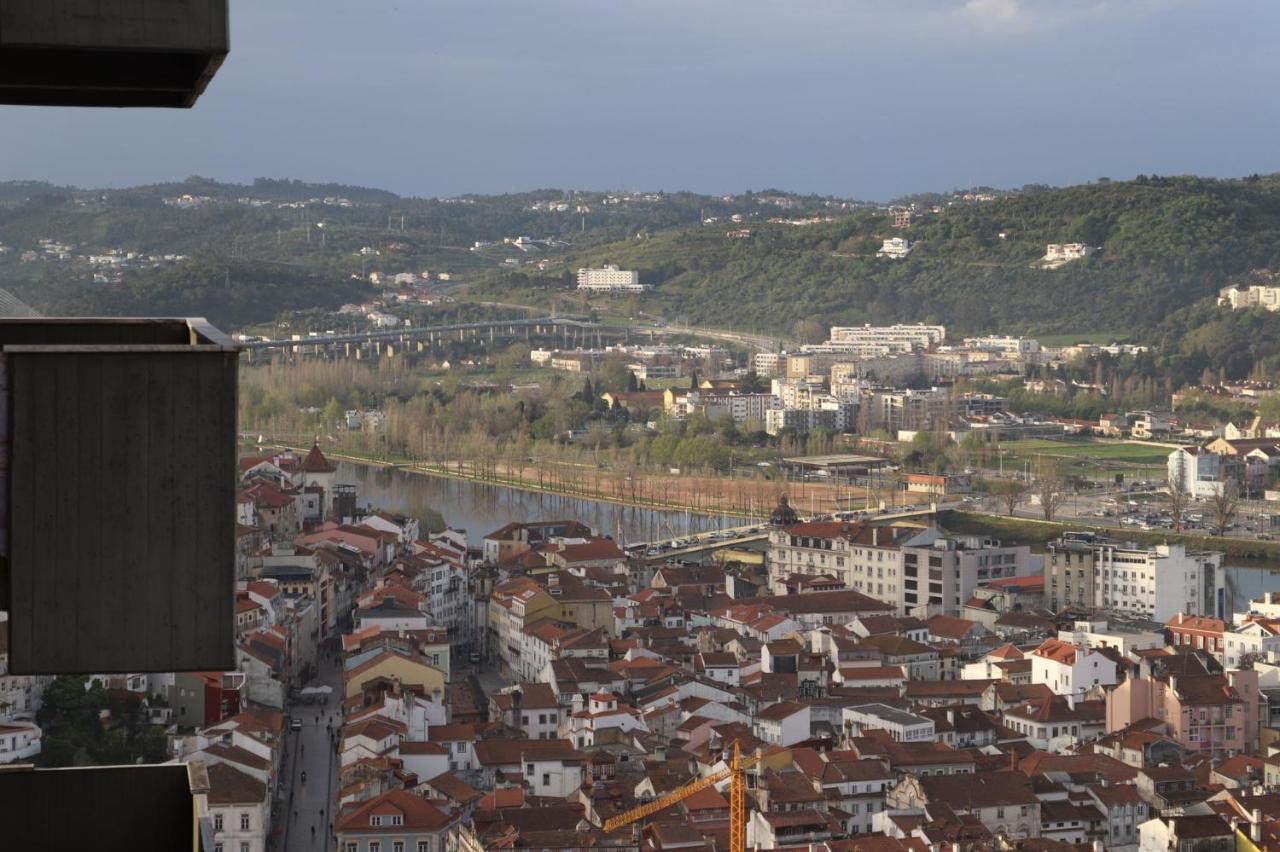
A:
[[282, 647, 344, 852]]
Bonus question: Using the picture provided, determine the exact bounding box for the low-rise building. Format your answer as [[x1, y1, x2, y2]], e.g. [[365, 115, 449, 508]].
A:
[[1029, 638, 1119, 697], [335, 789, 458, 852]]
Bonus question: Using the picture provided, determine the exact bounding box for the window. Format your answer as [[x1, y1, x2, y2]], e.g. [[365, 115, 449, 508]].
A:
[[542, 773, 551, 787], [526, 763, 535, 775], [241, 844, 249, 852], [394, 843, 405, 852], [240, 813, 250, 831], [215, 846, 223, 852], [390, 814, 403, 827], [418, 843, 430, 852], [348, 845, 359, 852], [214, 814, 224, 832], [370, 843, 381, 852], [997, 808, 1005, 818]]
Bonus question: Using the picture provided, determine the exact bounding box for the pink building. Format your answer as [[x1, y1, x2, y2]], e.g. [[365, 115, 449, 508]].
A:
[[1105, 651, 1259, 759]]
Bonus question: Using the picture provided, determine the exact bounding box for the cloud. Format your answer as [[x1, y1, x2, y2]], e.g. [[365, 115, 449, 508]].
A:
[[963, 0, 1024, 24]]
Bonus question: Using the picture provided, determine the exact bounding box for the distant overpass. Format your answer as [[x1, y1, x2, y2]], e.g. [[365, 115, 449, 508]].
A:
[[240, 315, 620, 357], [629, 503, 958, 560]]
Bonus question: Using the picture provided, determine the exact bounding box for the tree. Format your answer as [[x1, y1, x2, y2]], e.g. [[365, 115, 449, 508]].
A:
[[322, 396, 343, 426], [1166, 461, 1189, 529], [1037, 458, 1069, 522], [990, 478, 1029, 516], [740, 369, 766, 394], [1210, 479, 1240, 535]]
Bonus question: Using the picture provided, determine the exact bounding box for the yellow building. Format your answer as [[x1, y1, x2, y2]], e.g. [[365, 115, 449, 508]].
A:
[[343, 647, 445, 704]]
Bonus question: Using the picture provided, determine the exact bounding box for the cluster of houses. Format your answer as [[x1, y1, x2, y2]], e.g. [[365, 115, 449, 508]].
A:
[[287, 501, 1280, 852], [12, 432, 1280, 851]]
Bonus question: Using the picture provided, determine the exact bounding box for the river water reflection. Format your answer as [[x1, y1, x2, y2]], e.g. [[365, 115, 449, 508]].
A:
[[338, 462, 754, 544], [341, 462, 1280, 611]]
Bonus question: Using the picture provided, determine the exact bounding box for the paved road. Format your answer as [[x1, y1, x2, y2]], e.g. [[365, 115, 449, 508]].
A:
[[282, 650, 343, 852]]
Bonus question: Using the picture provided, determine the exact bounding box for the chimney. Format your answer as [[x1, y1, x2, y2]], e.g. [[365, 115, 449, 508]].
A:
[[510, 688, 523, 729], [1008, 750, 1018, 772], [872, 527, 879, 546], [1253, 809, 1263, 843]]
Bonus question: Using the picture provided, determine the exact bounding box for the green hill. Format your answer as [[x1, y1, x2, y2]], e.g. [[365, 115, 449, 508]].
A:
[[6, 174, 1280, 347], [477, 174, 1280, 338]]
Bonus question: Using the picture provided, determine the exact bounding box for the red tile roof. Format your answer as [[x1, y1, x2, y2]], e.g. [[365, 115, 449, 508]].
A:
[[335, 789, 454, 833], [299, 442, 336, 474]]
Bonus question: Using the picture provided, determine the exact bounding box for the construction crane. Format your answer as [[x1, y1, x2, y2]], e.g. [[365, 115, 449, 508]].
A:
[[601, 743, 762, 852]]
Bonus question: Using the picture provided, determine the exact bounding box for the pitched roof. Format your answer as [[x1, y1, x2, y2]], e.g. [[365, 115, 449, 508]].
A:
[[299, 442, 336, 474], [757, 700, 808, 722], [422, 772, 483, 805], [926, 614, 983, 641], [1032, 637, 1080, 664], [919, 770, 1037, 808], [335, 789, 454, 833], [205, 762, 267, 805]]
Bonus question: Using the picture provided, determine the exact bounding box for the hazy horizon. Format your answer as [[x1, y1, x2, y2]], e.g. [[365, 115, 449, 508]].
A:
[[1, 0, 1276, 200]]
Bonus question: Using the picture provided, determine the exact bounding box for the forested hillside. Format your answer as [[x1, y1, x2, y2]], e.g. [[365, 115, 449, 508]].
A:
[[481, 174, 1280, 337], [4, 174, 1280, 340]]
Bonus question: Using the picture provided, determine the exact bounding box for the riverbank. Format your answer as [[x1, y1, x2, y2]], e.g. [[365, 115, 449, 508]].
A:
[[249, 440, 902, 520], [945, 510, 1280, 563]]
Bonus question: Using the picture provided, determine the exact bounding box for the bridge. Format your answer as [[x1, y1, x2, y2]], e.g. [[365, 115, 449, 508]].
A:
[[240, 315, 624, 358], [627, 504, 959, 561]]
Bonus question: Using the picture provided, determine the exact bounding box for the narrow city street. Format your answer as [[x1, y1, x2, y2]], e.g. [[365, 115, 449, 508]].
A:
[[282, 647, 344, 852]]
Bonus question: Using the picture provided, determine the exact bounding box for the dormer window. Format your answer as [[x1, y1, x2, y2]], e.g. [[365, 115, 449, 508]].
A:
[[391, 814, 403, 826]]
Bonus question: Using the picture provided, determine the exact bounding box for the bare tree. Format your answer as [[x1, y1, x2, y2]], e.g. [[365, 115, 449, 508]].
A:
[[1210, 479, 1240, 536], [1037, 458, 1069, 522], [1166, 462, 1189, 530], [991, 478, 1029, 516]]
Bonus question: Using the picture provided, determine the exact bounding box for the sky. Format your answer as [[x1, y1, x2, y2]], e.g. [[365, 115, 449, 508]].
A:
[[1, 0, 1277, 201]]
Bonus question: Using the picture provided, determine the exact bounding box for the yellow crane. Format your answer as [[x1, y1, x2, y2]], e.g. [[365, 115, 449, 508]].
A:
[[601, 743, 762, 852]]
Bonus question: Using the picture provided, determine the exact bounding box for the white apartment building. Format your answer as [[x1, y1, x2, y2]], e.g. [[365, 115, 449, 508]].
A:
[[764, 403, 857, 436], [1219, 284, 1280, 311], [828, 324, 946, 352], [1167, 446, 1239, 499], [207, 762, 269, 852], [961, 335, 1042, 357], [1222, 618, 1280, 669], [753, 352, 784, 377], [1042, 243, 1096, 264], [900, 533, 1032, 617], [766, 522, 1018, 616], [863, 386, 955, 432], [576, 264, 645, 292], [690, 391, 781, 424], [876, 237, 913, 259], [1029, 638, 1119, 697], [767, 520, 916, 605], [1094, 543, 1224, 622]]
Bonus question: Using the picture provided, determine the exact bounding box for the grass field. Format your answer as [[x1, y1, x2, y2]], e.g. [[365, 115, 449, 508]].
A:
[[985, 438, 1174, 481]]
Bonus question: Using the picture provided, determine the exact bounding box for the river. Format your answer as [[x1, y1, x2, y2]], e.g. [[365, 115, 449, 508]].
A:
[[337, 461, 753, 544], [338, 462, 1280, 612]]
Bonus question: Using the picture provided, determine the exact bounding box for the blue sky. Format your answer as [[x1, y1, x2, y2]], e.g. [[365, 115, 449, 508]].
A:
[[0, 0, 1275, 200]]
